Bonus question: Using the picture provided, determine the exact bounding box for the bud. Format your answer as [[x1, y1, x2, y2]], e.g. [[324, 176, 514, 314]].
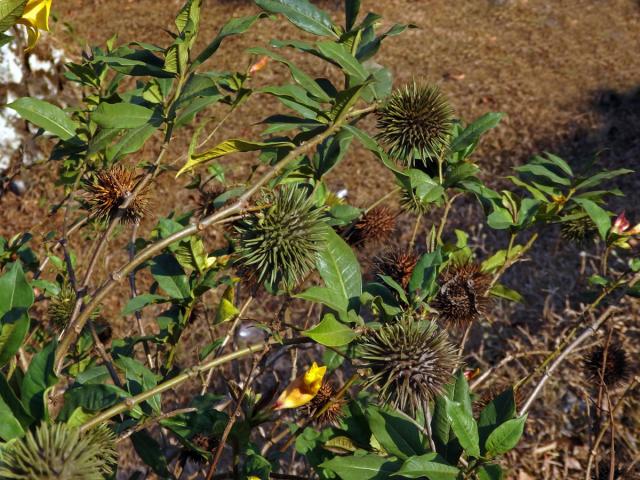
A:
[[274, 362, 327, 410], [249, 56, 269, 75]]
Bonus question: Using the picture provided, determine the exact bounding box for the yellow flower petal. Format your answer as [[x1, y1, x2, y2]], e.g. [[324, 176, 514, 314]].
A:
[[17, 0, 52, 51], [274, 362, 327, 410]]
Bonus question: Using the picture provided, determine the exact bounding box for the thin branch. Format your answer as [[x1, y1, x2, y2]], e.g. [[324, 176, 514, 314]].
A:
[[54, 105, 376, 373], [519, 305, 617, 416], [78, 342, 268, 433], [117, 408, 197, 442]]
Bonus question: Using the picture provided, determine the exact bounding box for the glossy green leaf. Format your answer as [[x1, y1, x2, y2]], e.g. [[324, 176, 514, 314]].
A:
[[366, 406, 427, 460], [8, 98, 77, 140], [255, 0, 338, 38], [21, 341, 57, 419], [345, 0, 360, 30], [122, 294, 167, 316], [393, 452, 460, 479], [92, 102, 160, 129], [477, 464, 503, 480], [296, 285, 348, 313], [316, 227, 362, 307], [490, 284, 523, 303], [445, 398, 480, 458], [106, 123, 159, 161], [573, 198, 611, 240], [449, 113, 503, 153], [485, 415, 527, 456], [192, 13, 267, 69], [408, 248, 442, 300], [132, 430, 171, 477], [0, 373, 32, 428], [575, 168, 633, 191], [0, 262, 34, 367], [303, 313, 357, 346], [316, 41, 369, 83], [0, 0, 26, 33], [320, 454, 402, 480], [151, 254, 192, 300], [0, 396, 24, 441]]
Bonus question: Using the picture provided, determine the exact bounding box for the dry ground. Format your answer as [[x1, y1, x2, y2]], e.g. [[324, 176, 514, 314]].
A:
[[2, 0, 640, 478]]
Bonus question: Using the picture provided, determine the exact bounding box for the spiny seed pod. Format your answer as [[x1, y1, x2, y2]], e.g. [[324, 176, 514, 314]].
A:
[[0, 422, 117, 480], [349, 206, 396, 246], [47, 283, 76, 327], [195, 185, 225, 219], [561, 215, 598, 245], [399, 187, 431, 215], [180, 433, 219, 465], [376, 82, 453, 165], [431, 262, 491, 329], [84, 165, 150, 224], [374, 249, 418, 289], [234, 185, 326, 290], [301, 381, 347, 427], [584, 343, 630, 388], [358, 317, 458, 414], [48, 284, 98, 328]]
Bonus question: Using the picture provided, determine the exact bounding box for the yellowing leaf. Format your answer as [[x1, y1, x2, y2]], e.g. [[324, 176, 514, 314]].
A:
[[177, 139, 294, 176]]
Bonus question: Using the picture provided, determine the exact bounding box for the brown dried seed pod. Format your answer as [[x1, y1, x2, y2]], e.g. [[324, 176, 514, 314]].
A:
[[194, 185, 225, 219], [84, 165, 151, 224], [301, 381, 347, 427], [583, 343, 630, 388], [349, 206, 396, 246], [431, 262, 492, 329], [374, 249, 419, 289]]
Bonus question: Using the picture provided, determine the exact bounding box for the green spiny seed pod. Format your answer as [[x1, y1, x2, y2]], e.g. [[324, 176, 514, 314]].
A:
[[561, 214, 598, 245], [47, 283, 76, 327], [358, 317, 458, 414], [0, 422, 117, 480], [234, 185, 326, 290], [376, 82, 453, 166], [399, 186, 431, 215]]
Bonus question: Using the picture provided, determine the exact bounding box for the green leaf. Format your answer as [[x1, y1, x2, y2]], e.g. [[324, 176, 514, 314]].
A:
[[575, 168, 633, 191], [116, 356, 161, 413], [106, 123, 159, 161], [330, 82, 369, 122], [177, 138, 294, 176], [0, 0, 26, 34], [485, 415, 527, 456], [0, 374, 32, 428], [345, 0, 360, 30], [255, 0, 338, 38], [316, 227, 362, 309], [192, 13, 267, 69], [449, 113, 503, 153], [445, 398, 480, 458], [393, 452, 460, 479], [304, 313, 357, 346], [122, 294, 167, 316], [8, 98, 77, 140], [132, 430, 171, 477], [151, 254, 192, 300], [573, 198, 611, 240], [320, 454, 402, 480], [477, 464, 503, 480], [489, 284, 523, 303], [366, 406, 427, 460], [92, 102, 160, 129], [296, 285, 348, 313], [247, 47, 331, 102], [316, 41, 369, 83], [478, 388, 516, 448], [408, 248, 443, 300], [0, 262, 34, 367], [21, 341, 57, 420], [0, 396, 24, 441]]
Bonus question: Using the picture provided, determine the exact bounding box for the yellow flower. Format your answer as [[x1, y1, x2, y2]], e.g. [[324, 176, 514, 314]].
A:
[[16, 0, 52, 51], [247, 477, 261, 480], [274, 362, 327, 410]]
